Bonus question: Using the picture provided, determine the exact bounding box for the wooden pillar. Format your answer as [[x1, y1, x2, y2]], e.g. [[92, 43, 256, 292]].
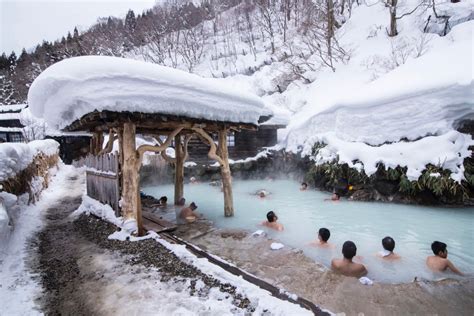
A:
[[96, 131, 103, 154], [90, 131, 104, 155], [90, 132, 97, 154], [218, 128, 234, 217], [174, 134, 184, 205], [121, 122, 143, 236]]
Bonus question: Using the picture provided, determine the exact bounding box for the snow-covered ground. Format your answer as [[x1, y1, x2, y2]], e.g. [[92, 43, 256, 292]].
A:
[[0, 164, 81, 315]]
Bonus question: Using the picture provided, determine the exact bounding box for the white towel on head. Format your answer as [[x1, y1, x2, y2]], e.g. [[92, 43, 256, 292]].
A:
[[270, 242, 284, 250], [379, 249, 392, 257], [359, 277, 374, 285], [252, 230, 264, 236]]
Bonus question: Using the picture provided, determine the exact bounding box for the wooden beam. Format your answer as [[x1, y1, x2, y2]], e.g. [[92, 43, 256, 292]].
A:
[[174, 134, 184, 205], [218, 128, 234, 217], [121, 122, 143, 236], [136, 127, 183, 166], [192, 126, 224, 166], [98, 129, 117, 155]]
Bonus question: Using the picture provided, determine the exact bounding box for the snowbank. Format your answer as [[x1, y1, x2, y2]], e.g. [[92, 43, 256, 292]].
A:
[[284, 19, 474, 182], [0, 139, 59, 182], [28, 56, 272, 130], [0, 165, 83, 316]]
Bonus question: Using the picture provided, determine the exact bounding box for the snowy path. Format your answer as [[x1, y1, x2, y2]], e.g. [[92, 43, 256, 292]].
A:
[[0, 164, 83, 315]]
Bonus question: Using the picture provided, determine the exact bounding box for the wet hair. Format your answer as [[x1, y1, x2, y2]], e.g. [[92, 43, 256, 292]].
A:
[[190, 202, 197, 210], [177, 197, 186, 206], [431, 241, 447, 255], [342, 241, 357, 260], [318, 228, 330, 242], [159, 196, 168, 203], [266, 211, 277, 222], [382, 236, 395, 252], [301, 182, 308, 187]]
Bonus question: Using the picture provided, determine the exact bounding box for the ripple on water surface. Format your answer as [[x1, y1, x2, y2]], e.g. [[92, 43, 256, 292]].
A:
[[143, 179, 474, 283]]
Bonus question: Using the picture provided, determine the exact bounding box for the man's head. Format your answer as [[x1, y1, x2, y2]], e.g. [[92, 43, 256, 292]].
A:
[[301, 182, 308, 189], [190, 202, 198, 210], [178, 197, 186, 206], [318, 228, 330, 242], [342, 241, 357, 260], [431, 241, 447, 258], [266, 211, 277, 222], [159, 196, 168, 203], [259, 191, 266, 198], [382, 236, 395, 252]]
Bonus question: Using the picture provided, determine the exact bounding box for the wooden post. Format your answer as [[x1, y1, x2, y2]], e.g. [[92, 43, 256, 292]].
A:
[[90, 132, 97, 154], [218, 128, 234, 217], [121, 122, 143, 236], [174, 134, 184, 205], [90, 131, 104, 155]]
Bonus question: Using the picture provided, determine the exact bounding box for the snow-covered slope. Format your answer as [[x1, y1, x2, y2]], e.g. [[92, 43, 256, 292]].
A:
[[161, 1, 473, 183]]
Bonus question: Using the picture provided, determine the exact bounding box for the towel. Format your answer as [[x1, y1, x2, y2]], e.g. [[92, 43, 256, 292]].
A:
[[359, 277, 374, 285], [378, 249, 392, 257], [270, 242, 284, 250]]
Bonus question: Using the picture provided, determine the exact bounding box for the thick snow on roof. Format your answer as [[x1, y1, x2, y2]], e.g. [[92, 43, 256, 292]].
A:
[[28, 56, 271, 130]]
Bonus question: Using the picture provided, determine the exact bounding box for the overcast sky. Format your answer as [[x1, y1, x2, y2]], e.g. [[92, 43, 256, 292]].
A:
[[0, 0, 157, 55]]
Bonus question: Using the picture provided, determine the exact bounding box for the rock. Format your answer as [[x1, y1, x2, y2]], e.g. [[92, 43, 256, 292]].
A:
[[350, 189, 375, 201]]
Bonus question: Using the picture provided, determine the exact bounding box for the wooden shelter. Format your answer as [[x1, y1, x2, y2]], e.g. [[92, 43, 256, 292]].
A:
[[64, 110, 270, 235], [27, 56, 272, 236]]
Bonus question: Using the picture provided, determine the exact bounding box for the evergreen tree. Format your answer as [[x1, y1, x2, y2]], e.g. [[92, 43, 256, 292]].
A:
[[125, 9, 137, 34], [73, 27, 79, 38], [0, 73, 18, 105], [8, 51, 17, 71], [0, 53, 9, 70]]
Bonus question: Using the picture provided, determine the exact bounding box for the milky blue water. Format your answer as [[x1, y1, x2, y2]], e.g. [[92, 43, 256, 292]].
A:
[[143, 179, 474, 283]]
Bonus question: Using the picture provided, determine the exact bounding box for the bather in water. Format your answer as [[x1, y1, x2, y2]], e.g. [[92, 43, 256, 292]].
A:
[[376, 236, 401, 260], [310, 227, 335, 249], [261, 211, 284, 231], [426, 241, 463, 275], [331, 241, 368, 278]]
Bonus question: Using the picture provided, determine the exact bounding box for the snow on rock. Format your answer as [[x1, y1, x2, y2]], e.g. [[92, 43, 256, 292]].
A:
[[28, 56, 272, 130], [74, 195, 122, 228], [284, 19, 474, 181], [311, 131, 472, 181], [0, 139, 59, 182]]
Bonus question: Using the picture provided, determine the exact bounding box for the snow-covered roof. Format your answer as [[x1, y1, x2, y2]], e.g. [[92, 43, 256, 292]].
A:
[[0, 127, 23, 133], [0, 104, 28, 113], [28, 56, 272, 130]]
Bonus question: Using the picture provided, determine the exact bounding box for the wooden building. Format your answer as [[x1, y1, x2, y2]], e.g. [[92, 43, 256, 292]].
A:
[[187, 123, 284, 164], [45, 133, 91, 164], [0, 104, 27, 143]]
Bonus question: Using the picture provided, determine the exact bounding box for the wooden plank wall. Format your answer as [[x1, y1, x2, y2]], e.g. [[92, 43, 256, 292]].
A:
[[74, 153, 121, 215]]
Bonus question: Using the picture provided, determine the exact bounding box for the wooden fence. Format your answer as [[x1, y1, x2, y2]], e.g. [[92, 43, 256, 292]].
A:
[[74, 153, 121, 215]]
